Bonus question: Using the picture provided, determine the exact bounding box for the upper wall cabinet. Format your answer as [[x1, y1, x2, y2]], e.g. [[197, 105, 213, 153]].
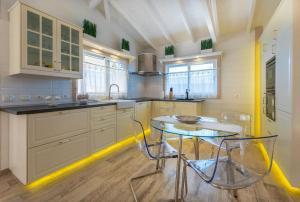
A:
[[9, 2, 83, 79]]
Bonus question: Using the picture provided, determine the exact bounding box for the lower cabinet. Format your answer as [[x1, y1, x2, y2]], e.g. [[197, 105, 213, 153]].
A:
[[135, 102, 151, 129], [91, 125, 116, 153], [90, 105, 117, 152], [28, 133, 90, 182], [9, 106, 119, 184], [151, 101, 202, 117], [117, 108, 134, 141]]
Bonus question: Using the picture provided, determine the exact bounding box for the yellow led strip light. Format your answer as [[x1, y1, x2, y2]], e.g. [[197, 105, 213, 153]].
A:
[[27, 129, 150, 190]]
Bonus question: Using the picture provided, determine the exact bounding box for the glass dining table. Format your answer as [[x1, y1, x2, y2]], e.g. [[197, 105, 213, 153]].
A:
[[151, 116, 243, 202]]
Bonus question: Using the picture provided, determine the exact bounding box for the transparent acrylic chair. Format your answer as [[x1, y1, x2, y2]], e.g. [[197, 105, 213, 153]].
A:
[[181, 135, 278, 199], [204, 112, 252, 157], [130, 118, 187, 202]]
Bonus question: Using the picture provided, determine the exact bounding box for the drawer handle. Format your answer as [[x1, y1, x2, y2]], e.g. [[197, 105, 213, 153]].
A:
[[59, 139, 71, 144]]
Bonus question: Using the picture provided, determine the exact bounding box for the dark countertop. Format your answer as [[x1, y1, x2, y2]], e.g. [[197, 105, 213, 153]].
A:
[[0, 102, 116, 115], [128, 97, 205, 103], [0, 98, 205, 115]]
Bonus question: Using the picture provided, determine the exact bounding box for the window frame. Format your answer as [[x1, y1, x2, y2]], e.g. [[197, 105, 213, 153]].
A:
[[77, 50, 129, 99], [164, 58, 221, 99]]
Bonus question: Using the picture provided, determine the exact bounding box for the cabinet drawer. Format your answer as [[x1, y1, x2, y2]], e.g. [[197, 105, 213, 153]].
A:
[[117, 108, 134, 114], [28, 109, 89, 148], [91, 126, 116, 153], [28, 133, 90, 182], [91, 105, 116, 117], [91, 116, 116, 130], [117, 112, 134, 142]]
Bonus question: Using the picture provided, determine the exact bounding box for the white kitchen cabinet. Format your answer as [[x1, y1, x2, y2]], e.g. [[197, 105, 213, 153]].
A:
[[151, 101, 173, 117], [135, 102, 151, 129], [117, 108, 134, 141], [9, 1, 83, 78], [28, 109, 89, 148], [90, 106, 116, 152], [8, 104, 138, 184], [174, 102, 199, 116], [57, 20, 82, 75], [151, 101, 202, 117], [28, 133, 90, 182], [275, 20, 292, 114], [91, 126, 116, 153]]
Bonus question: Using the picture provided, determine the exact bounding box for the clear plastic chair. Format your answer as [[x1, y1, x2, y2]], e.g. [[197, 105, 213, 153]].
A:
[[130, 118, 184, 202], [203, 112, 252, 157], [220, 112, 252, 135], [181, 135, 278, 199]]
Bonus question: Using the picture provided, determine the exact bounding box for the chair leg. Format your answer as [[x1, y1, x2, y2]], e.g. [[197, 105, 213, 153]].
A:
[[193, 137, 200, 160], [130, 169, 162, 202], [181, 159, 188, 200]]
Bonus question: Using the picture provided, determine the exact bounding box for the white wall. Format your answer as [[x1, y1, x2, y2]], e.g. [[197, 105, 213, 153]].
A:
[[0, 0, 144, 169], [145, 32, 255, 118]]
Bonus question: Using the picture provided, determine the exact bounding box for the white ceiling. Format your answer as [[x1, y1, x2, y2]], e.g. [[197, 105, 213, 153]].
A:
[[87, 0, 281, 50]]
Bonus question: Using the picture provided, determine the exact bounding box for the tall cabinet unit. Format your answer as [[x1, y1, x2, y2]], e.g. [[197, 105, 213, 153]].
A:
[[9, 2, 83, 78], [260, 0, 300, 187]]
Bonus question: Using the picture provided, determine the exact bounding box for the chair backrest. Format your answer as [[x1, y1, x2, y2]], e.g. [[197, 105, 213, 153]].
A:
[[220, 112, 252, 136], [195, 135, 277, 189], [132, 118, 162, 160]]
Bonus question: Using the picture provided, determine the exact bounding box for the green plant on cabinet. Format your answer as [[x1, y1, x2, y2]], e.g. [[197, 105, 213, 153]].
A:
[[121, 39, 130, 51], [83, 19, 97, 37], [165, 45, 175, 56]]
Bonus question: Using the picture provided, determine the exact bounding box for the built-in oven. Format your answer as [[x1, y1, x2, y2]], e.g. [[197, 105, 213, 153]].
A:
[[266, 91, 276, 121], [266, 56, 276, 91], [265, 56, 276, 121]]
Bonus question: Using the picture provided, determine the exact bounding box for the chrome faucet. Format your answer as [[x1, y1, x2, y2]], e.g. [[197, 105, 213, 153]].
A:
[[108, 84, 120, 100], [185, 89, 190, 100]]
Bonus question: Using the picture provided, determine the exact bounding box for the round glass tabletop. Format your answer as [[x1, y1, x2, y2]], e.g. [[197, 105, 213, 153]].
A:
[[151, 116, 241, 138]]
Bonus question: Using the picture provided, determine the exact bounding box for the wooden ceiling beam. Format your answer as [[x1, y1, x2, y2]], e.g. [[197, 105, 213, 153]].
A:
[[247, 0, 257, 32], [142, 0, 175, 45], [89, 0, 103, 9], [211, 0, 219, 37], [177, 0, 195, 42], [199, 0, 217, 42], [109, 0, 158, 50], [103, 0, 111, 22]]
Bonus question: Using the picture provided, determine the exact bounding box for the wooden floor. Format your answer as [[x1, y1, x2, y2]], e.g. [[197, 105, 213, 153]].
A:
[[0, 140, 299, 202]]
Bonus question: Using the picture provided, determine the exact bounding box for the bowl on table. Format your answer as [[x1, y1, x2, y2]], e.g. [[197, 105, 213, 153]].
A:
[[175, 115, 201, 124]]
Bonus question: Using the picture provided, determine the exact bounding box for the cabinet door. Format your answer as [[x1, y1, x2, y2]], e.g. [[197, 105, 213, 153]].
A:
[[276, 25, 292, 113], [28, 109, 89, 148], [28, 133, 90, 183], [117, 109, 134, 141], [135, 102, 150, 130], [57, 21, 82, 75], [91, 125, 116, 153], [174, 102, 197, 116], [22, 5, 56, 71]]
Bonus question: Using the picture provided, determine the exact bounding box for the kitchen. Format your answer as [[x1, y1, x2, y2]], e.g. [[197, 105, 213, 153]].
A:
[[0, 0, 299, 201]]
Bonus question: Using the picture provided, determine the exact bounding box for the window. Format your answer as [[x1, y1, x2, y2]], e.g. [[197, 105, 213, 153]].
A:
[[165, 60, 218, 98], [78, 51, 128, 98]]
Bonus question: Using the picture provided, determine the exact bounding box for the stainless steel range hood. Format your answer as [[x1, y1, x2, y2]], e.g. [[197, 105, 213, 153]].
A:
[[134, 53, 162, 76]]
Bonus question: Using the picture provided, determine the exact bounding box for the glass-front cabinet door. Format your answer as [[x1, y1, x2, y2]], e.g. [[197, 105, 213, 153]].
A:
[[22, 6, 56, 71], [57, 21, 82, 75]]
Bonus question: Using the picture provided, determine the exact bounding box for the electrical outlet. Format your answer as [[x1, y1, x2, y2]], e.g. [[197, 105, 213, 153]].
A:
[[2, 95, 15, 103]]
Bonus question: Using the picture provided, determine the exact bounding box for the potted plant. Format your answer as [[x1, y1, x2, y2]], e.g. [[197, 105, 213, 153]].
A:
[[165, 45, 175, 58], [201, 38, 213, 53], [121, 39, 130, 54], [83, 19, 97, 38]]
